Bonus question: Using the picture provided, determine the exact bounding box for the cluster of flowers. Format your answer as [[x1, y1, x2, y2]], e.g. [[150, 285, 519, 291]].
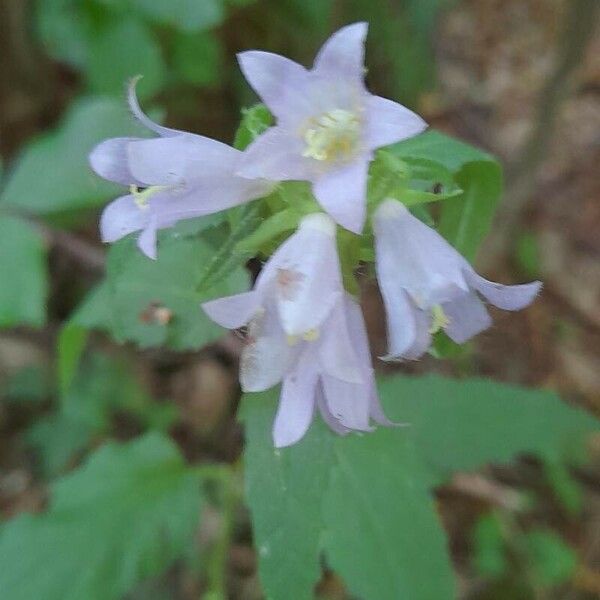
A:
[[90, 23, 541, 447]]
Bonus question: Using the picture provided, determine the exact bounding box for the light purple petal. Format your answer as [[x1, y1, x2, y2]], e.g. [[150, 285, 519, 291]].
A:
[[236, 127, 314, 181], [137, 216, 158, 259], [237, 51, 312, 126], [100, 194, 148, 244], [201, 291, 261, 329], [313, 22, 367, 85], [127, 134, 239, 187], [89, 137, 143, 185], [321, 374, 372, 432], [316, 382, 349, 435], [374, 199, 469, 307], [127, 77, 181, 137], [364, 95, 428, 150], [259, 214, 342, 336], [443, 292, 492, 344], [312, 158, 368, 233], [465, 269, 542, 311], [317, 299, 363, 383], [273, 354, 318, 447], [240, 301, 294, 392]]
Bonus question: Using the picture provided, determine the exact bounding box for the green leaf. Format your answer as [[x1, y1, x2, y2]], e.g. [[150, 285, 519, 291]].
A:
[[235, 208, 297, 255], [0, 433, 203, 600], [107, 229, 249, 349], [34, 0, 92, 68], [173, 31, 222, 86], [87, 18, 166, 99], [378, 375, 599, 483], [57, 282, 113, 395], [3, 365, 50, 404], [241, 390, 334, 600], [0, 215, 47, 327], [0, 97, 150, 215], [131, 0, 224, 32], [523, 529, 577, 586], [473, 513, 507, 578], [391, 130, 502, 261], [233, 104, 273, 151], [323, 431, 455, 600]]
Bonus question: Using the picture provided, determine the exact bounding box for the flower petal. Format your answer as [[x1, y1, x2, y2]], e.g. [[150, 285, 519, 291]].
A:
[[89, 137, 143, 185], [100, 194, 148, 244], [316, 382, 349, 435], [465, 270, 542, 311], [237, 51, 312, 125], [240, 303, 294, 392], [443, 292, 492, 343], [318, 299, 363, 384], [127, 77, 180, 137], [312, 158, 368, 233], [137, 215, 158, 259], [201, 291, 261, 329], [321, 374, 372, 432], [128, 135, 239, 187], [273, 353, 318, 447], [256, 213, 342, 336], [364, 95, 427, 150], [374, 199, 469, 307], [313, 22, 367, 85], [236, 127, 314, 181]]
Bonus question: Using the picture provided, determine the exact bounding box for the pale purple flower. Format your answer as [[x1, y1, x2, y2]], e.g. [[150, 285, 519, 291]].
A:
[[236, 22, 427, 234], [89, 80, 273, 259], [202, 213, 394, 446], [374, 199, 542, 360]]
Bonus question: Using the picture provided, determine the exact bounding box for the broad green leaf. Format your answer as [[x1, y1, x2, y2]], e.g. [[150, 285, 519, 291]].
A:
[[0, 215, 47, 327], [34, 0, 92, 68], [173, 31, 222, 86], [57, 282, 113, 395], [107, 229, 249, 349], [0, 433, 202, 600], [0, 97, 149, 215], [523, 529, 577, 586], [235, 208, 297, 255], [391, 130, 502, 261], [131, 0, 224, 32], [473, 513, 507, 578], [438, 161, 502, 261], [323, 431, 455, 600], [241, 390, 334, 600], [87, 18, 166, 99], [378, 375, 598, 483]]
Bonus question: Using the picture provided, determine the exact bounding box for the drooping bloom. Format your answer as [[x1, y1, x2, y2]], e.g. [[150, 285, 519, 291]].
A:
[[235, 22, 427, 234], [202, 213, 394, 446], [89, 80, 273, 259], [374, 199, 542, 360]]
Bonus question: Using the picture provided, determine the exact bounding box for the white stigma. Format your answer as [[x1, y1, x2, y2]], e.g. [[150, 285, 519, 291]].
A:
[[302, 109, 360, 162]]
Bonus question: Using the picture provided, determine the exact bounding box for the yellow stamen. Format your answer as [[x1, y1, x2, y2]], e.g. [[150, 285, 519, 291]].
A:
[[302, 109, 360, 162], [302, 328, 320, 342], [287, 334, 300, 346], [129, 184, 167, 209], [429, 305, 450, 334]]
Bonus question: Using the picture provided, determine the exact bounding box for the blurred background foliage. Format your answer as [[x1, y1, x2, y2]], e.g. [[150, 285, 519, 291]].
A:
[[0, 0, 599, 598]]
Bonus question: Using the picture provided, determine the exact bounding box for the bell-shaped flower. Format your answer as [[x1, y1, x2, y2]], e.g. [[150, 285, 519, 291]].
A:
[[202, 213, 394, 446], [373, 199, 542, 360], [236, 22, 427, 234], [89, 80, 273, 259]]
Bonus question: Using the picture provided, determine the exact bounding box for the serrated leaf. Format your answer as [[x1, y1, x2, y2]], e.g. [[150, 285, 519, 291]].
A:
[[107, 229, 249, 349], [0, 433, 203, 600], [0, 97, 150, 215], [241, 390, 334, 600], [378, 375, 599, 483], [0, 215, 47, 327], [323, 431, 455, 600], [87, 18, 166, 99]]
